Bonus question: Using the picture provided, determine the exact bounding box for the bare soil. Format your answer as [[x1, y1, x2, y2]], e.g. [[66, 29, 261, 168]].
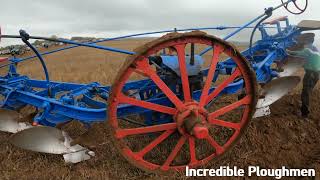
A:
[[0, 38, 320, 179]]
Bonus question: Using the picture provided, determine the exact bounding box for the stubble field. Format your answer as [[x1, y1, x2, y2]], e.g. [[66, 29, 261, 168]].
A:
[[0, 37, 320, 179]]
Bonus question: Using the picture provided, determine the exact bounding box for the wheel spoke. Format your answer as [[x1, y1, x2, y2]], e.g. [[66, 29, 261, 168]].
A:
[[205, 68, 241, 104], [174, 44, 191, 102], [108, 33, 258, 172], [199, 44, 223, 107], [208, 95, 251, 119], [208, 118, 240, 130], [161, 136, 186, 170], [135, 59, 185, 111], [115, 123, 177, 138], [118, 94, 176, 115], [136, 130, 174, 157], [223, 130, 240, 148], [189, 137, 197, 164], [206, 135, 224, 154]]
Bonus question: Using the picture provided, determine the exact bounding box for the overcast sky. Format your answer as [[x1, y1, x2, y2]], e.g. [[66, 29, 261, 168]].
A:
[[0, 0, 319, 47]]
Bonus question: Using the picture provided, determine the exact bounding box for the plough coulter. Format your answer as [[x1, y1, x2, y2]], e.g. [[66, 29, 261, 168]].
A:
[[0, 0, 319, 173]]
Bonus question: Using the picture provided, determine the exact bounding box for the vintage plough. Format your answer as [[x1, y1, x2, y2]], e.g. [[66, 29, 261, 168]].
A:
[[0, 0, 319, 173]]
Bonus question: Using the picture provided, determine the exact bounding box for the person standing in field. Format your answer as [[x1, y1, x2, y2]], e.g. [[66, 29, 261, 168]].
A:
[[287, 33, 320, 119]]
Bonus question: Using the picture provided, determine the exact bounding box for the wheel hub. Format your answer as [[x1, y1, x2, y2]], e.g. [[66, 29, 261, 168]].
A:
[[174, 102, 209, 139], [108, 31, 258, 172]]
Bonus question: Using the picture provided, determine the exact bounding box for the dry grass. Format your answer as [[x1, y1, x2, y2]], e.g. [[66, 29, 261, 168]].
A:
[[17, 38, 154, 85], [0, 37, 320, 179]]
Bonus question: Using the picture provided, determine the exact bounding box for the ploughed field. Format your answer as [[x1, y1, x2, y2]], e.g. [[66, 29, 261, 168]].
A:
[[0, 37, 320, 179]]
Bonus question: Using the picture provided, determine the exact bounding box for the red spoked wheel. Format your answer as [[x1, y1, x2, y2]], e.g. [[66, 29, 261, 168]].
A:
[[108, 31, 258, 173], [281, 0, 308, 15]]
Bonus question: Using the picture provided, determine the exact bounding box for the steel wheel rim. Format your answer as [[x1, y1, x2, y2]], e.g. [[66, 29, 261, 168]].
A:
[[108, 32, 257, 173]]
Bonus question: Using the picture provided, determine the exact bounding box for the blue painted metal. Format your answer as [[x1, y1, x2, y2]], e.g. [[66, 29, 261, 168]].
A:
[[0, 0, 304, 127], [199, 15, 266, 56], [161, 55, 204, 76]]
